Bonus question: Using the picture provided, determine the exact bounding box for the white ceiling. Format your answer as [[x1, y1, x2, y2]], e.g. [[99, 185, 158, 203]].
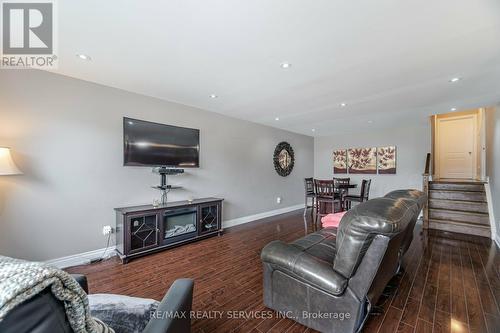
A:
[[52, 0, 500, 136]]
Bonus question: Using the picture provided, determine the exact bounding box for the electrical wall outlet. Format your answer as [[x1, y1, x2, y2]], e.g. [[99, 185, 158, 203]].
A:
[[102, 225, 113, 236], [276, 197, 282, 204]]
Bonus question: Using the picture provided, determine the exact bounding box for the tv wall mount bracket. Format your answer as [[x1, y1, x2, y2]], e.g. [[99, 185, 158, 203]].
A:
[[152, 167, 184, 205]]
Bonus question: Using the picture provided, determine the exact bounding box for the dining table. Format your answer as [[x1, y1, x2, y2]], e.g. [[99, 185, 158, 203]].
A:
[[308, 180, 358, 233], [336, 183, 357, 211]]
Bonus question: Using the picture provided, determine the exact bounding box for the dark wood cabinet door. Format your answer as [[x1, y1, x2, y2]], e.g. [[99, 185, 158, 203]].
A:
[[199, 203, 220, 235], [126, 213, 159, 254]]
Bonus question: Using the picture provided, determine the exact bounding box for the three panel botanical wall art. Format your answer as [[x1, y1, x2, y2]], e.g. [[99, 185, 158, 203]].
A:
[[333, 146, 397, 174], [333, 149, 348, 173], [377, 146, 397, 174], [348, 147, 377, 174]]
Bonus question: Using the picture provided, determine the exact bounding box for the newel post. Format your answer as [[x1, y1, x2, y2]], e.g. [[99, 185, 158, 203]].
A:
[[422, 153, 431, 229]]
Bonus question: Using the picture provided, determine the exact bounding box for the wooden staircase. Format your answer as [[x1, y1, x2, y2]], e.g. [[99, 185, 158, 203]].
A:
[[427, 180, 491, 238]]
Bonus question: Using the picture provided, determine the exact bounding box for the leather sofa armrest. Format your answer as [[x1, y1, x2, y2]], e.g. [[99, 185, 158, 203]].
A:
[[71, 274, 88, 294], [143, 278, 194, 333], [261, 241, 347, 296]]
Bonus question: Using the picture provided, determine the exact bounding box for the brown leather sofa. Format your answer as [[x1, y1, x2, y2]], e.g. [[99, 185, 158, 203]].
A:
[[261, 189, 425, 333], [384, 189, 427, 262]]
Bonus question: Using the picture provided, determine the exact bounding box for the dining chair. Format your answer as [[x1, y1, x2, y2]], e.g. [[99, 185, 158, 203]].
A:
[[314, 179, 340, 223], [334, 177, 350, 210], [333, 177, 351, 193], [345, 179, 372, 210], [304, 178, 315, 216]]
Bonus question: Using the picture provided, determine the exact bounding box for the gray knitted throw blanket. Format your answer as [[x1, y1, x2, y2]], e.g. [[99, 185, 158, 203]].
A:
[[0, 255, 113, 333]]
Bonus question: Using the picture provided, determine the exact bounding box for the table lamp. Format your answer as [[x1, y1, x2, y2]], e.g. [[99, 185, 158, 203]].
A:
[[0, 147, 22, 175]]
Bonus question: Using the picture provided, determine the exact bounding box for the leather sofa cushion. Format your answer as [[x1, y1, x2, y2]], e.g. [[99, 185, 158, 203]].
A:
[[384, 189, 426, 226], [291, 228, 337, 263], [384, 189, 426, 256], [334, 197, 417, 278], [384, 189, 426, 210], [261, 229, 347, 296]]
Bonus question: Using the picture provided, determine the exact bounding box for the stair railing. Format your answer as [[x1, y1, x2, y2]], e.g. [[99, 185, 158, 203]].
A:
[[422, 153, 431, 229]]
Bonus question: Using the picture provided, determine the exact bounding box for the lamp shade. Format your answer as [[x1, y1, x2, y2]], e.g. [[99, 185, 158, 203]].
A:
[[0, 147, 22, 175]]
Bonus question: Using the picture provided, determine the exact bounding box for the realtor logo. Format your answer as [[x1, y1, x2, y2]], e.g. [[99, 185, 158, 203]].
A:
[[1, 0, 57, 68]]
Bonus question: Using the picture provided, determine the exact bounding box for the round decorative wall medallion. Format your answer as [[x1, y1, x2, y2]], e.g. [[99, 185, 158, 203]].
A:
[[273, 142, 295, 177]]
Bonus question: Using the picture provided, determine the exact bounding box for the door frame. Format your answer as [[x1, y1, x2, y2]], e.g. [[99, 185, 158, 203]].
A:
[[478, 108, 486, 180], [434, 111, 479, 179]]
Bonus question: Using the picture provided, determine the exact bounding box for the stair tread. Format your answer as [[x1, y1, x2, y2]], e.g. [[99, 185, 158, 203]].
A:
[[429, 180, 487, 185], [429, 218, 491, 228], [428, 199, 489, 214], [429, 208, 490, 225], [430, 180, 487, 184], [429, 198, 487, 203], [429, 199, 487, 204], [429, 189, 485, 193], [428, 198, 487, 205], [429, 182, 485, 193], [429, 208, 489, 216], [429, 219, 491, 238], [428, 190, 487, 202]]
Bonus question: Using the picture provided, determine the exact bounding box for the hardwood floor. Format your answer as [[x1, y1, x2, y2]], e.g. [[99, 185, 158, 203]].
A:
[[67, 210, 500, 333]]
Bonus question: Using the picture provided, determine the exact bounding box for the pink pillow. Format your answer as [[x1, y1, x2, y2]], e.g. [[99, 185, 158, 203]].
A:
[[321, 211, 347, 228]]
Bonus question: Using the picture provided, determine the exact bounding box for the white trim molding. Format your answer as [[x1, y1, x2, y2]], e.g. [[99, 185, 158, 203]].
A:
[[45, 204, 305, 268], [223, 204, 305, 229], [45, 246, 116, 269], [484, 182, 497, 240]]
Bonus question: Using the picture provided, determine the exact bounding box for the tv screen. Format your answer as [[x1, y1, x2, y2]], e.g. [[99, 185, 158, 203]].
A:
[[123, 117, 200, 167]]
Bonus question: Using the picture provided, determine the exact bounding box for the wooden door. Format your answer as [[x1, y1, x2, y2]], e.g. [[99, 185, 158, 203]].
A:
[[436, 114, 477, 179]]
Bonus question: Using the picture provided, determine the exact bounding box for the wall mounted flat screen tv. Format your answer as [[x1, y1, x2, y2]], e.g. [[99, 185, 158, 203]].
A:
[[123, 117, 200, 167]]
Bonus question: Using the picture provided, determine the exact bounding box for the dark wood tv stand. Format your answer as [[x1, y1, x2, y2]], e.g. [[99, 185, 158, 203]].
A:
[[115, 197, 223, 263]]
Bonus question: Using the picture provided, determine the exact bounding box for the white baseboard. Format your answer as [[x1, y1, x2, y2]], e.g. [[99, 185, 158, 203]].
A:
[[223, 204, 305, 229], [46, 204, 304, 269], [45, 246, 116, 269], [495, 233, 500, 249]]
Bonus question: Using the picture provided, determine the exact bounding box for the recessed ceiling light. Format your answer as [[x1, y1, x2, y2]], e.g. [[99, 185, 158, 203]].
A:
[[449, 77, 461, 83], [367, 120, 373, 124], [275, 117, 280, 121], [311, 129, 316, 132], [340, 103, 347, 107], [209, 94, 218, 99], [450, 107, 457, 111], [76, 54, 91, 61], [280, 62, 291, 69]]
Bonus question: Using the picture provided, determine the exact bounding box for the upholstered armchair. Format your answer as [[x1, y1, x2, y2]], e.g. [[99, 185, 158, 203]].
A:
[[0, 274, 194, 333]]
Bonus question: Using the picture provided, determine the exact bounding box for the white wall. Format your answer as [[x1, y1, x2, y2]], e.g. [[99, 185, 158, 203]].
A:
[[314, 124, 430, 198], [0, 70, 314, 261]]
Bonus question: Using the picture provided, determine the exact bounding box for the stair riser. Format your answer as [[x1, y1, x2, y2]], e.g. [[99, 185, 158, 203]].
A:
[[429, 191, 486, 202], [429, 183, 484, 192], [429, 220, 491, 238], [429, 210, 490, 226], [429, 200, 489, 214]]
